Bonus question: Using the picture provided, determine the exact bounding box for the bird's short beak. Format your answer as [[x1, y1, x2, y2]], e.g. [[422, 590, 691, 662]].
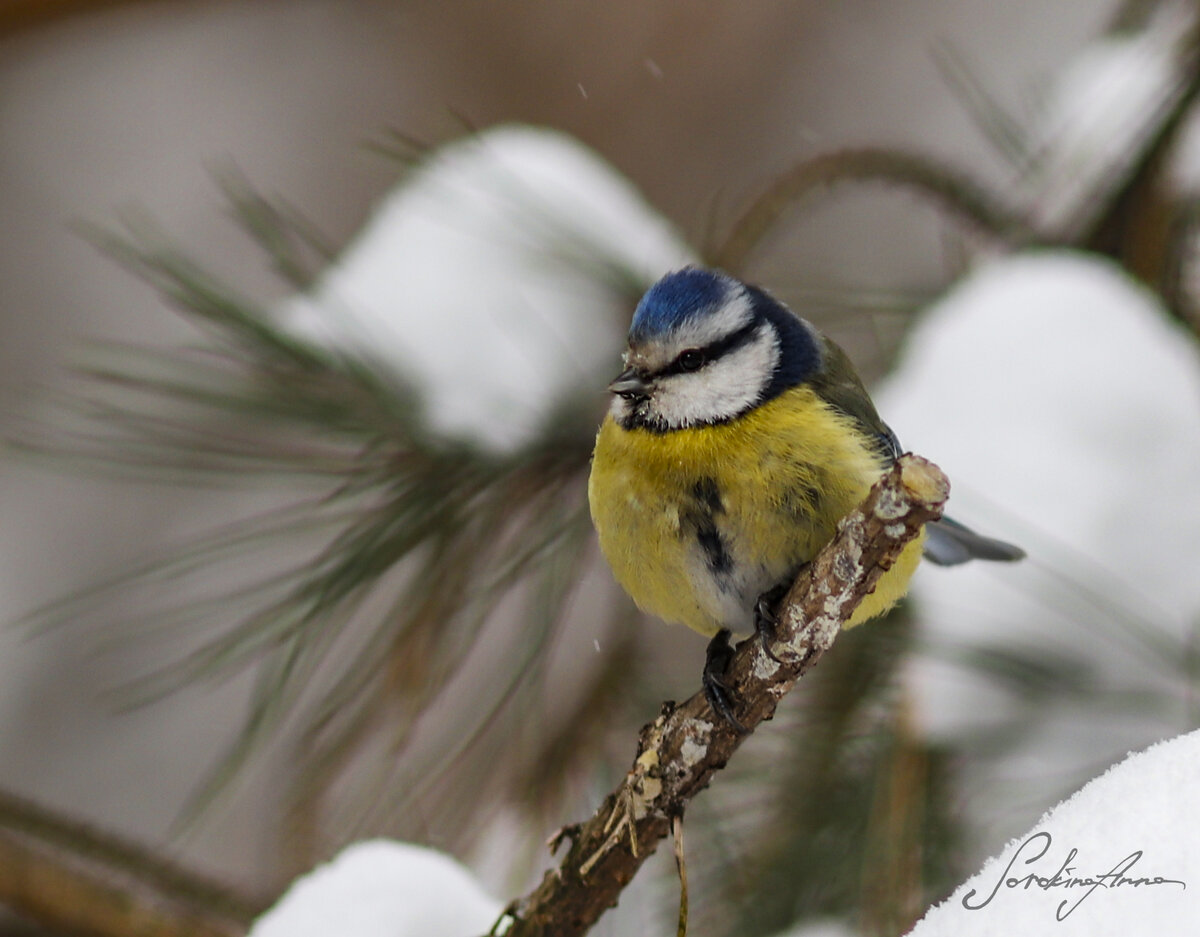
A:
[[607, 367, 650, 399]]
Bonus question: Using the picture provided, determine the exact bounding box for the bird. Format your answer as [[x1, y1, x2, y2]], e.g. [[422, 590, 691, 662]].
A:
[[587, 267, 1023, 728]]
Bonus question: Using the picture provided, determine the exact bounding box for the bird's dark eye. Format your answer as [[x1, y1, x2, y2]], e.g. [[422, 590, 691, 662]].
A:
[[678, 349, 705, 371]]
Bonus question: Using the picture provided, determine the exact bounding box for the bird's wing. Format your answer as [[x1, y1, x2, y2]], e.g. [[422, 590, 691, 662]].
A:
[[808, 335, 901, 464], [810, 335, 1024, 565]]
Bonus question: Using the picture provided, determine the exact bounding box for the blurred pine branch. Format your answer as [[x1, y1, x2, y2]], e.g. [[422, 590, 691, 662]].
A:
[[9, 194, 615, 860], [7, 4, 1200, 933]]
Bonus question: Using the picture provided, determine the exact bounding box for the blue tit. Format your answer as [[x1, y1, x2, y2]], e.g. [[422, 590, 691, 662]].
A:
[[587, 267, 1022, 724]]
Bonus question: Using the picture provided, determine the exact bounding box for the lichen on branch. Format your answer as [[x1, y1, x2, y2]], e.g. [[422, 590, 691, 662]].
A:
[[500, 454, 950, 937]]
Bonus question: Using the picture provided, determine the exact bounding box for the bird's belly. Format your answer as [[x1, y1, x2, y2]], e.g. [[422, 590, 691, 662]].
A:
[[593, 473, 806, 636], [589, 401, 880, 636]]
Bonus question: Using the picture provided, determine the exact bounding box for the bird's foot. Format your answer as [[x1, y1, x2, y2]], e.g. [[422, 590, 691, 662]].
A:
[[754, 584, 789, 664], [702, 628, 747, 733]]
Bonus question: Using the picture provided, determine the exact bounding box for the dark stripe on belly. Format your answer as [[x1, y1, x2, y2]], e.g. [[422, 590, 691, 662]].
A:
[[684, 477, 733, 577], [695, 522, 733, 575]]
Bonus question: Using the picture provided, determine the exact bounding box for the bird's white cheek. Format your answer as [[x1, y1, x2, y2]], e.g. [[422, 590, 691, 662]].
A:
[[651, 333, 779, 427]]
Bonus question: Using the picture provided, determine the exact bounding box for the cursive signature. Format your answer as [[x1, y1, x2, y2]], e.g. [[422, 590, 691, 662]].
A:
[[962, 831, 1186, 921]]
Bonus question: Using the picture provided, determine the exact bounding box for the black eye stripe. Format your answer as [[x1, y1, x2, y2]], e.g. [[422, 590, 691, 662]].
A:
[[656, 319, 764, 378]]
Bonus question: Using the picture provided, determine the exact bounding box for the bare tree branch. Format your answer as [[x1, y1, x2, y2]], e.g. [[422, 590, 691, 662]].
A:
[[0, 790, 266, 937], [0, 456, 948, 937], [710, 149, 1028, 274], [0, 0, 146, 38], [501, 454, 950, 937]]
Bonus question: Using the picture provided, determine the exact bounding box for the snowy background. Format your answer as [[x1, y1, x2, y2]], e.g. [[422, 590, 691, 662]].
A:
[[3, 2, 1200, 936], [248, 729, 1200, 936]]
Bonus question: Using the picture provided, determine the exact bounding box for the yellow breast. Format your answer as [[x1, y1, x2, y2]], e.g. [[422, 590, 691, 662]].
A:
[[588, 385, 924, 635]]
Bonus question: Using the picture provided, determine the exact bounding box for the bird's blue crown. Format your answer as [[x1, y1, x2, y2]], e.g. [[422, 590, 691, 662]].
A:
[[629, 268, 736, 342]]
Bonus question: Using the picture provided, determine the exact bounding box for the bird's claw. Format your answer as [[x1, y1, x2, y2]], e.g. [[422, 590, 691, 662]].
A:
[[754, 585, 788, 664], [702, 628, 747, 733]]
